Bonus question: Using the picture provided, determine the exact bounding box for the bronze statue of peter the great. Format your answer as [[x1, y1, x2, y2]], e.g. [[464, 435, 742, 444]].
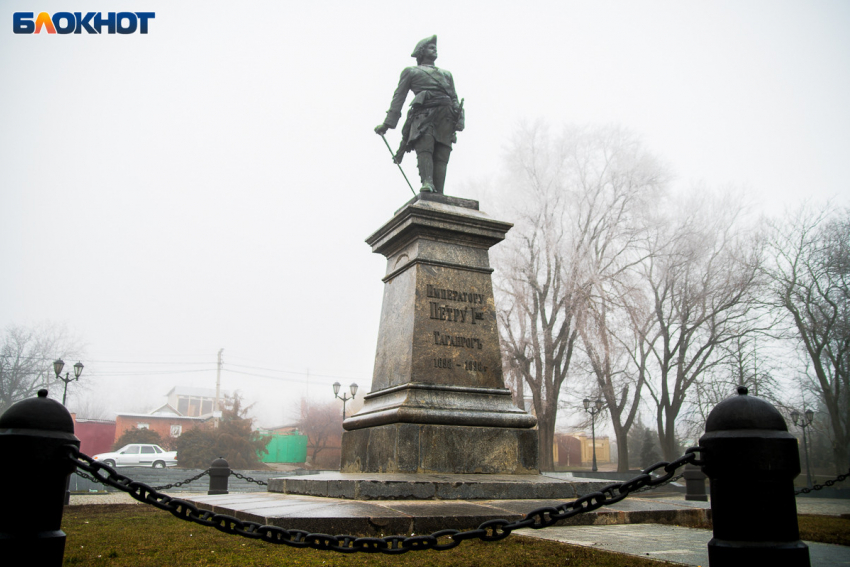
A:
[[375, 35, 464, 194]]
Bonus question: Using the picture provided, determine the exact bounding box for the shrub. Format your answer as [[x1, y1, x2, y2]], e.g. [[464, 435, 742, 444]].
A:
[[173, 392, 268, 469], [112, 427, 167, 451]]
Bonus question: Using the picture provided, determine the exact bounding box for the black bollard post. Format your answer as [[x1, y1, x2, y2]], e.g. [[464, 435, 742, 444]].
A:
[[700, 386, 810, 566], [208, 457, 230, 495], [0, 390, 80, 565], [683, 463, 708, 501]]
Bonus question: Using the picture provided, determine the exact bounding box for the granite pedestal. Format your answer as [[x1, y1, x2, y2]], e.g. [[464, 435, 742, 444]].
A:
[[341, 193, 538, 474], [341, 423, 538, 474]]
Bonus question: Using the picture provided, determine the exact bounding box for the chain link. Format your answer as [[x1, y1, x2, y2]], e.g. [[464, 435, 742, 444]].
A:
[[74, 470, 99, 484], [67, 445, 703, 555], [153, 470, 210, 491], [632, 472, 685, 494], [795, 467, 850, 495], [74, 468, 210, 491], [230, 471, 269, 487]]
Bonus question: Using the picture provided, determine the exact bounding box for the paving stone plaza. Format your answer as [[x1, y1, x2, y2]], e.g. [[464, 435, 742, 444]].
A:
[[71, 491, 850, 565], [521, 523, 850, 567]]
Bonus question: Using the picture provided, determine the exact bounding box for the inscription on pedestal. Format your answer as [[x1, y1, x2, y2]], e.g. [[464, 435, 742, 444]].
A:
[[420, 278, 496, 385]]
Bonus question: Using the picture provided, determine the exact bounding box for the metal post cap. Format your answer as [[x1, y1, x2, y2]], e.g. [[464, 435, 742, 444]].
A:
[[0, 389, 75, 433], [210, 457, 230, 469], [704, 385, 787, 433]]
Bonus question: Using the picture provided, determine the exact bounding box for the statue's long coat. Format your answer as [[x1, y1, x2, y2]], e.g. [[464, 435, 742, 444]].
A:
[[383, 65, 463, 153]]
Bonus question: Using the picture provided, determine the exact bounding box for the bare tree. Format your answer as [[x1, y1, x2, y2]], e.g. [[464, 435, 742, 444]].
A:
[[297, 398, 342, 465], [496, 123, 666, 470], [640, 192, 764, 460], [681, 335, 782, 440], [68, 395, 113, 420], [764, 204, 850, 471], [0, 323, 82, 414], [572, 136, 666, 473], [579, 284, 657, 472]]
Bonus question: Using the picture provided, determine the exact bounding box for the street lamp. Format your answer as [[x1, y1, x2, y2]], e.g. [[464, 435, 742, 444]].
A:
[[790, 408, 815, 489], [53, 358, 84, 406], [333, 382, 358, 420], [583, 397, 604, 473]]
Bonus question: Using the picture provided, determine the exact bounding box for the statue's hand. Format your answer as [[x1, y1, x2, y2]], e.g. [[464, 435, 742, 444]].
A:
[[374, 124, 390, 135]]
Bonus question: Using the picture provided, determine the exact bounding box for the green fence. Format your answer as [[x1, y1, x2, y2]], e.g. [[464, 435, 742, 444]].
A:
[[260, 434, 308, 463]]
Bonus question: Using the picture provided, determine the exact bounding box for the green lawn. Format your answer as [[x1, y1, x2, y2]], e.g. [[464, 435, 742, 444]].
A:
[[61, 504, 849, 566], [62, 505, 681, 567], [799, 514, 850, 546]]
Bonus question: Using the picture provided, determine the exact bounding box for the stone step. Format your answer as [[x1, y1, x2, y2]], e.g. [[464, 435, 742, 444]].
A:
[[182, 492, 711, 536], [267, 472, 616, 500]]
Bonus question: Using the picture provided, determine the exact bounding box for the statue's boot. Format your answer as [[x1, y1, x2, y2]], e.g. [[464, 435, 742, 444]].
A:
[[433, 144, 451, 194], [417, 151, 436, 192], [434, 158, 448, 194]]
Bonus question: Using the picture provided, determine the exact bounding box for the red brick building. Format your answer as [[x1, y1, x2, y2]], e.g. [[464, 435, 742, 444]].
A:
[[114, 404, 210, 446], [71, 416, 116, 455]]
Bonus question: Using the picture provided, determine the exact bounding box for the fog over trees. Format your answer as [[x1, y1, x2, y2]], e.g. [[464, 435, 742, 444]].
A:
[[298, 398, 343, 468], [495, 123, 667, 471], [640, 193, 764, 461], [764, 206, 850, 472], [494, 122, 849, 473], [0, 323, 83, 414]]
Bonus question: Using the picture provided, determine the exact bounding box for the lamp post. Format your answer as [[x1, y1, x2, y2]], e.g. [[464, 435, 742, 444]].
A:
[[53, 358, 84, 406], [333, 382, 358, 420], [583, 397, 604, 473], [790, 408, 815, 489]]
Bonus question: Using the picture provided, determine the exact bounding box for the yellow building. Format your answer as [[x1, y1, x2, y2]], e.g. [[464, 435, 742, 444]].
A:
[[578, 432, 610, 465], [553, 432, 610, 467]]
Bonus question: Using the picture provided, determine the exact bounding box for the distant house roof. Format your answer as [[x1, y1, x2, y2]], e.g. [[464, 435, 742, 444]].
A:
[[260, 423, 300, 432], [149, 403, 182, 416], [166, 386, 230, 398], [115, 411, 210, 421]]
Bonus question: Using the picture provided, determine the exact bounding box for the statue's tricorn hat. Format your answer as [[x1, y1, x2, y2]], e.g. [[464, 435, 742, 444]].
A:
[[411, 35, 437, 59]]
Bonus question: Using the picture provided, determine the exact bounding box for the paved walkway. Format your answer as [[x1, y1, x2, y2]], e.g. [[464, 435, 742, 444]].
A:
[[179, 491, 712, 535], [515, 494, 850, 565], [520, 524, 850, 566], [644, 493, 850, 517], [797, 497, 850, 518]]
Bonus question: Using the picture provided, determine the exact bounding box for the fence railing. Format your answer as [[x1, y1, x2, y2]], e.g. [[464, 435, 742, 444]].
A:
[[71, 464, 317, 493], [0, 386, 820, 566]]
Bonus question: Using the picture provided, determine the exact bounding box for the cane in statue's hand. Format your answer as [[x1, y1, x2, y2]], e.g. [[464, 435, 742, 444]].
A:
[[375, 126, 416, 196]]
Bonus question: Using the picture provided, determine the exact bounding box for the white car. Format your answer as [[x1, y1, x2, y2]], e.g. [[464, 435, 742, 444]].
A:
[[92, 444, 178, 468]]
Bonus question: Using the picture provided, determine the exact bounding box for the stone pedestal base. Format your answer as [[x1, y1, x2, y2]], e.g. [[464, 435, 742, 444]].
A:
[[340, 423, 538, 474], [344, 194, 538, 476]]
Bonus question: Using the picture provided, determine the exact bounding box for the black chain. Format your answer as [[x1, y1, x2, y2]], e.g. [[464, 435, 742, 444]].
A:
[[153, 470, 210, 491], [230, 471, 268, 487], [632, 472, 685, 493], [74, 468, 210, 491], [795, 467, 850, 495], [67, 446, 703, 554], [75, 470, 99, 484]]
